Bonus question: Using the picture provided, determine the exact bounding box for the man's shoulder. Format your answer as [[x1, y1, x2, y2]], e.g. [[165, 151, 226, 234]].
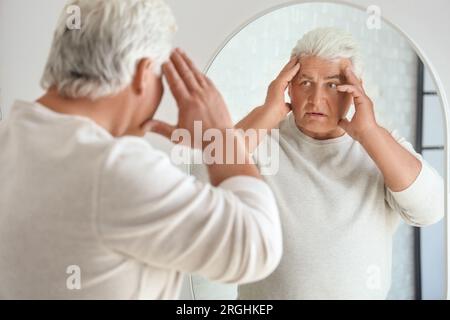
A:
[[103, 136, 168, 166]]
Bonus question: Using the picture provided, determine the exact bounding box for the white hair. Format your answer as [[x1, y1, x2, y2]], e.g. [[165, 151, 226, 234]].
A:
[[41, 0, 177, 100], [291, 27, 363, 77]]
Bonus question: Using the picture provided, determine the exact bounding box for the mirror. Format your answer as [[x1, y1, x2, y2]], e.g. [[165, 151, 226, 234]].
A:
[[189, 2, 446, 300]]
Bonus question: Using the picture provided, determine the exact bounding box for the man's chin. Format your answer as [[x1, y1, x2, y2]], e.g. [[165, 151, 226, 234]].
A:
[[299, 122, 339, 137], [300, 121, 331, 133]]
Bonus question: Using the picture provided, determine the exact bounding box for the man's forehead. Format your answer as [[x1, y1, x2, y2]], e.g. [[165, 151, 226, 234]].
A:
[[298, 56, 351, 78]]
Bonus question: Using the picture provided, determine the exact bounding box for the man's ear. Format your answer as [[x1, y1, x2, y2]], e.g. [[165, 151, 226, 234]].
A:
[[132, 58, 153, 95], [288, 82, 292, 99]]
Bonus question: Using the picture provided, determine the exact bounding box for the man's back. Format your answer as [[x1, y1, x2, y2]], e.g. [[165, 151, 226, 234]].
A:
[[0, 100, 173, 299], [0, 100, 283, 299]]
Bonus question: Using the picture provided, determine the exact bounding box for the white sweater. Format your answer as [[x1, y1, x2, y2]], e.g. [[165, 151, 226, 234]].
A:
[[0, 100, 282, 299], [238, 112, 444, 300]]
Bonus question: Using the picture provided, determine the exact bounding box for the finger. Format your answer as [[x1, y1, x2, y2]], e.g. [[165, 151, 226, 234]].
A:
[[338, 118, 350, 131], [162, 61, 189, 103], [343, 66, 364, 92], [343, 66, 359, 84], [144, 119, 177, 140], [177, 49, 208, 88], [274, 61, 300, 90], [205, 75, 215, 87], [337, 84, 363, 98], [284, 61, 300, 82], [171, 49, 201, 92], [337, 84, 367, 109], [280, 55, 299, 73]]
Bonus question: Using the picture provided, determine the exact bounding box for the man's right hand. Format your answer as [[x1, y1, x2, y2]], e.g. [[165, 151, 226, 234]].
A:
[[262, 56, 300, 119], [234, 56, 300, 153], [147, 48, 234, 149], [147, 48, 261, 186]]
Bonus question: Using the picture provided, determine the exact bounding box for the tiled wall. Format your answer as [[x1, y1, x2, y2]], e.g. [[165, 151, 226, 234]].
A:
[[189, 2, 421, 300]]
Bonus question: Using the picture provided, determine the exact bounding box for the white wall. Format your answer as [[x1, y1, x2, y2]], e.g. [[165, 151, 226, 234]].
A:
[[0, 0, 64, 116]]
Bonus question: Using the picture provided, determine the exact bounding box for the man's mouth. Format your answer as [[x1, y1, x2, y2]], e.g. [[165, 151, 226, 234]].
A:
[[306, 112, 327, 117]]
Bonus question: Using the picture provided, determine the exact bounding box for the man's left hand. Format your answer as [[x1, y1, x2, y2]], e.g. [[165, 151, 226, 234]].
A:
[[337, 67, 379, 143]]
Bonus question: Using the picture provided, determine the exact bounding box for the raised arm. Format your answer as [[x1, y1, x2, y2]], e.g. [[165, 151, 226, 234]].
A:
[[98, 48, 283, 283], [146, 48, 261, 185], [235, 57, 300, 153], [337, 66, 444, 226]]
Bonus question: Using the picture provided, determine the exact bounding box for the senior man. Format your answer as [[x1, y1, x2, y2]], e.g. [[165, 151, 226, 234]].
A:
[[0, 0, 283, 299], [236, 27, 444, 299]]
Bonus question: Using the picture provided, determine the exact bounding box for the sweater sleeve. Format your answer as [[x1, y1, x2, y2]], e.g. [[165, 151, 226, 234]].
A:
[[384, 130, 444, 226], [95, 138, 282, 284]]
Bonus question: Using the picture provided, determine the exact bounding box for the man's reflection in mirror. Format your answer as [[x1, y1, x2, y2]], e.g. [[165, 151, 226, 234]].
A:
[[236, 27, 444, 299]]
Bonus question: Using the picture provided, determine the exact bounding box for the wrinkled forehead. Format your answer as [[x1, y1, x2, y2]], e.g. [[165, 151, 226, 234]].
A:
[[296, 55, 352, 80]]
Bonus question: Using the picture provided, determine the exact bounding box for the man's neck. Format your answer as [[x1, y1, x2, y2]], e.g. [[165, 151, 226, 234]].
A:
[[299, 125, 346, 140], [36, 89, 129, 137]]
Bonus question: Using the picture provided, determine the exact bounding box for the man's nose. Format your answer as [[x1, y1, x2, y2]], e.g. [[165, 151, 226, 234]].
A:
[[308, 86, 324, 106]]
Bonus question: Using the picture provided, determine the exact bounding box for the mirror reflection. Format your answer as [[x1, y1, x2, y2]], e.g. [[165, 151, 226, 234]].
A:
[[190, 2, 446, 300]]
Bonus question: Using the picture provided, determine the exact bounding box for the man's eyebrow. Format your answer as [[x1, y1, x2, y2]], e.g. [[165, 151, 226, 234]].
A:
[[299, 73, 314, 80], [298, 74, 342, 80], [324, 74, 341, 80]]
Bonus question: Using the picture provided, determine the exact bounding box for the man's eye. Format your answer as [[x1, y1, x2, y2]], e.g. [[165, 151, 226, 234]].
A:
[[301, 81, 311, 86], [328, 83, 338, 89]]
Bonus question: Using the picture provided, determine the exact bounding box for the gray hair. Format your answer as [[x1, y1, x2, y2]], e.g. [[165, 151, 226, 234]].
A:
[[291, 27, 363, 77], [41, 0, 177, 100]]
